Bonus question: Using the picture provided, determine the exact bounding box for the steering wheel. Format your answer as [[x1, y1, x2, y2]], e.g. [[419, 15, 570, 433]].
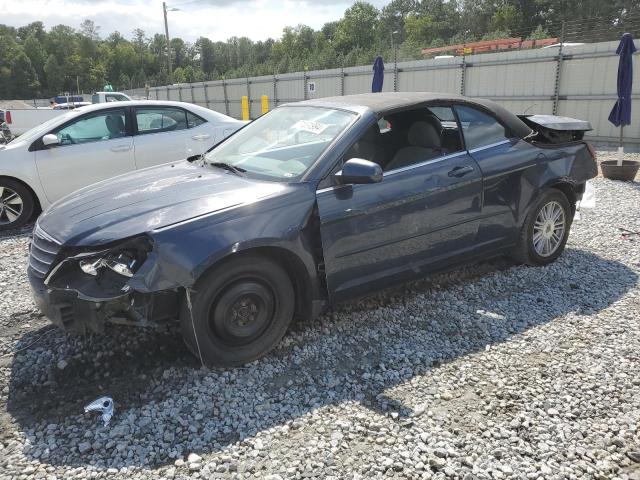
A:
[[60, 133, 75, 145]]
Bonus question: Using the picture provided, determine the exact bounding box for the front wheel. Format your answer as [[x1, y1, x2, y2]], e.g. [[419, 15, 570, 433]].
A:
[[180, 254, 295, 367], [0, 179, 35, 231], [512, 189, 572, 266]]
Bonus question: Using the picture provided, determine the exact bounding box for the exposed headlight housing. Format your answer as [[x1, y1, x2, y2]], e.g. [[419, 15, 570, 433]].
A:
[[46, 235, 152, 300], [80, 251, 140, 278]]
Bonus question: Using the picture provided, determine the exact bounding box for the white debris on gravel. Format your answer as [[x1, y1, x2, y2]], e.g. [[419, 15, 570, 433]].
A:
[[0, 173, 639, 479]]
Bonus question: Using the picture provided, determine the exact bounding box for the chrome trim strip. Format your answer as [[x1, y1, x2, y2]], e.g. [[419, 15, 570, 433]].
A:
[[29, 248, 53, 265], [315, 140, 510, 195], [34, 225, 61, 245], [30, 242, 59, 255], [315, 151, 469, 195], [384, 151, 467, 177], [467, 139, 510, 154], [316, 186, 337, 194], [28, 259, 47, 275]]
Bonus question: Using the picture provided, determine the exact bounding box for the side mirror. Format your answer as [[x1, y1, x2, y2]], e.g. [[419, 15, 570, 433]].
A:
[[42, 134, 59, 147], [334, 158, 383, 185]]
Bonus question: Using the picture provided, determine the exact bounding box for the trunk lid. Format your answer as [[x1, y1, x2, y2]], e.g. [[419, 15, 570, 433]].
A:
[[519, 114, 592, 144]]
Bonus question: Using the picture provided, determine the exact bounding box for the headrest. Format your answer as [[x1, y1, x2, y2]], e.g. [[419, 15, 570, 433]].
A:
[[407, 121, 441, 148], [105, 115, 124, 133]]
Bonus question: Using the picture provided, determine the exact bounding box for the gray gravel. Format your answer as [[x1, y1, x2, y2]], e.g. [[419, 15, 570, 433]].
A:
[[1, 172, 640, 479]]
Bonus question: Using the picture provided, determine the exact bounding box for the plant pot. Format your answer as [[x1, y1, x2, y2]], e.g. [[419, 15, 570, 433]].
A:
[[600, 160, 640, 181]]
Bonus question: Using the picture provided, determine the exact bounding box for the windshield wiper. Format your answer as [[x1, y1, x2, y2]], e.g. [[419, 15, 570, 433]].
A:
[[209, 162, 247, 177]]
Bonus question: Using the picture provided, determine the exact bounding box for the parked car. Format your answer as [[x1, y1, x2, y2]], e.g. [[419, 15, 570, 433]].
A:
[[0, 100, 243, 229], [4, 92, 133, 136], [28, 92, 597, 366], [53, 102, 92, 110]]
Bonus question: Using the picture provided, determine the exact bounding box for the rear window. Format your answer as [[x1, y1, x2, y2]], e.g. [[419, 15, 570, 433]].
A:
[[454, 105, 508, 150]]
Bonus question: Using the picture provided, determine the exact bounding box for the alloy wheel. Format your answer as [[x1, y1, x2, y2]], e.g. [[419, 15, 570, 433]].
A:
[[0, 186, 24, 225], [532, 200, 566, 257]]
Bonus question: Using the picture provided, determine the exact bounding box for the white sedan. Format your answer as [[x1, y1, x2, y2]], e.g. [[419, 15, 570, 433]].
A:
[[0, 101, 244, 230]]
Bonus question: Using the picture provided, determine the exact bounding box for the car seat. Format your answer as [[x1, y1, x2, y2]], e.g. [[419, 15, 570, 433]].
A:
[[105, 115, 125, 139], [384, 118, 443, 171]]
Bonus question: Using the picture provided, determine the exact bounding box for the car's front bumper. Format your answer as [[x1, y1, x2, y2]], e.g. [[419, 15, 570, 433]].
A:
[[28, 269, 180, 334], [28, 269, 108, 333]]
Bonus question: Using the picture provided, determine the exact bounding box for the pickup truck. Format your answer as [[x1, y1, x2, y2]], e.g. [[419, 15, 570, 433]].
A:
[[4, 92, 133, 136]]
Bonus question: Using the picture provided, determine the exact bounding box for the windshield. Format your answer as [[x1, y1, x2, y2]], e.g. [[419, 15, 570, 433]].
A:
[[204, 106, 355, 180], [10, 110, 81, 144]]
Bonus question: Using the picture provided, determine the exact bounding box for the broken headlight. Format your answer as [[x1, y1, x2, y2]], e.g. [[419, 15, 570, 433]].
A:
[[80, 251, 140, 278], [46, 236, 152, 300]]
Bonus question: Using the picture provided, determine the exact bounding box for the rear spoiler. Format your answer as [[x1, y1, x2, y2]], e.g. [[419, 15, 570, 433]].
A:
[[518, 114, 592, 144]]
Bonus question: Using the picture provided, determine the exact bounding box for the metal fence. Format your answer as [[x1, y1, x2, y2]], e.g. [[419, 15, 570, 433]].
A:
[[136, 39, 638, 145]]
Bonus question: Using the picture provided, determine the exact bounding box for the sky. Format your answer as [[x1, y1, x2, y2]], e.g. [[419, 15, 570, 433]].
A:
[[0, 0, 388, 42]]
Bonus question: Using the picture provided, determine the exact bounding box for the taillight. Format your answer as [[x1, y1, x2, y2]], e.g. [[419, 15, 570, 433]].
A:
[[585, 141, 597, 160], [5, 111, 11, 124]]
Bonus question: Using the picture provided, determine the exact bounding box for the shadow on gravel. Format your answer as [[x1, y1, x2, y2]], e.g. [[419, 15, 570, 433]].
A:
[[5, 248, 637, 470]]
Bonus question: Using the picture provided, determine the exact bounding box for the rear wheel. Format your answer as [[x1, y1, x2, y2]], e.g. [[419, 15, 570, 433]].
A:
[[180, 254, 295, 367], [512, 189, 572, 266], [0, 179, 35, 231]]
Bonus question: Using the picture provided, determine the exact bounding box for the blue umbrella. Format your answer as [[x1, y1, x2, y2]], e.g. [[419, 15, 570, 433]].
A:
[[608, 33, 636, 165], [372, 55, 384, 93]]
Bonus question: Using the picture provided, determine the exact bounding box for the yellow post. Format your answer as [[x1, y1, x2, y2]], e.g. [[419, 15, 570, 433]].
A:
[[241, 95, 249, 121], [261, 95, 269, 115]]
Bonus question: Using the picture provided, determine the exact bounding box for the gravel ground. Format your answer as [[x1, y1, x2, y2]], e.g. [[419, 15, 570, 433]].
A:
[[0, 172, 639, 479]]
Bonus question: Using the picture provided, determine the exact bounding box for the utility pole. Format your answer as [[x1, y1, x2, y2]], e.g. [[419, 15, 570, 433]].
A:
[[163, 2, 172, 80]]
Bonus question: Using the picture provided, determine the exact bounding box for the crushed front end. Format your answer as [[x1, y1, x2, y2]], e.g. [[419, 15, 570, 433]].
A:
[[27, 225, 179, 334]]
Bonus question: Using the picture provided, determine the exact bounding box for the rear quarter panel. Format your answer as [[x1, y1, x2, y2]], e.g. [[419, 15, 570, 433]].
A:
[[471, 140, 596, 246]]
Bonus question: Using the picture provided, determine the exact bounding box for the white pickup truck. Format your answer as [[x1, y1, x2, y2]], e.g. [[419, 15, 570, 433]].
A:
[[4, 92, 133, 136]]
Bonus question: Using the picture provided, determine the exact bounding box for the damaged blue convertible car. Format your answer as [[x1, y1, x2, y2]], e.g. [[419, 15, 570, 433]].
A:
[[28, 92, 597, 366]]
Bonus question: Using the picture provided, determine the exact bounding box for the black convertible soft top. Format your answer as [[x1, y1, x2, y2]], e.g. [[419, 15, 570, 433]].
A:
[[297, 92, 533, 139]]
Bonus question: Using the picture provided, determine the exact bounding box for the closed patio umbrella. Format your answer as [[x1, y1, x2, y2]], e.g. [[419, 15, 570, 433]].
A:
[[372, 55, 384, 93], [608, 33, 636, 166]]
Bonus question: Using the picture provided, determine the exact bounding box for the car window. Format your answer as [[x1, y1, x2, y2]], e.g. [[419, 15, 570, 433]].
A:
[[361, 106, 464, 172], [204, 106, 355, 181], [136, 107, 188, 134], [454, 105, 508, 150], [54, 109, 127, 146], [105, 94, 128, 102], [187, 111, 207, 128]]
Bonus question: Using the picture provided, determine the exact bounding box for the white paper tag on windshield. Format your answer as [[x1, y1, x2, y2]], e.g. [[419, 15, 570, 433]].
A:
[[292, 120, 328, 135]]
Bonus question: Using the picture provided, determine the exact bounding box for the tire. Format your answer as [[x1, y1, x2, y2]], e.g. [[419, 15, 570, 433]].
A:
[[180, 254, 295, 367], [0, 179, 35, 231], [512, 189, 572, 266]]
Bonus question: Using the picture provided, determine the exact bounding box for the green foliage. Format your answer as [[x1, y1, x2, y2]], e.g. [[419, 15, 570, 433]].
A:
[[0, 0, 632, 99]]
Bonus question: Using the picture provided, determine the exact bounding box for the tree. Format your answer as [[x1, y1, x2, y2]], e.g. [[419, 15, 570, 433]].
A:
[[80, 20, 101, 41], [334, 2, 380, 54], [23, 34, 47, 89], [9, 50, 40, 97], [197, 37, 216, 77], [44, 54, 64, 94]]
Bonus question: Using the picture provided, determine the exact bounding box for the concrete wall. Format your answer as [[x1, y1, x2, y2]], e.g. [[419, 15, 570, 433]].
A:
[[132, 40, 640, 144]]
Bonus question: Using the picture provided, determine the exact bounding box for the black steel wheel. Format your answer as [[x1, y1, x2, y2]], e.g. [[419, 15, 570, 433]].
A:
[[180, 254, 295, 367]]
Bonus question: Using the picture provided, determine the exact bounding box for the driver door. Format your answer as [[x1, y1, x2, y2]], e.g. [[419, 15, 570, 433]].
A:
[[34, 107, 134, 203], [316, 108, 483, 301]]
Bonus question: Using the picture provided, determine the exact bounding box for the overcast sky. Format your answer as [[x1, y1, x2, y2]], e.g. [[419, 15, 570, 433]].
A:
[[0, 0, 388, 42]]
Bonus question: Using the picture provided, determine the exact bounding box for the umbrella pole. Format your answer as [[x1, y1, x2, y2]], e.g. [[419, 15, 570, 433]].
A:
[[617, 125, 624, 166]]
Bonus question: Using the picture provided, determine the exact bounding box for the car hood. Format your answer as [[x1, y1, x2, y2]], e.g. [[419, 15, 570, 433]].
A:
[[38, 161, 289, 246]]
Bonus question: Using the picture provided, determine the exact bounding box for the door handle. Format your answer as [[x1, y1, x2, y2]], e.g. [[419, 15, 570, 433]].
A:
[[110, 145, 132, 152], [191, 134, 211, 141], [448, 165, 474, 177]]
